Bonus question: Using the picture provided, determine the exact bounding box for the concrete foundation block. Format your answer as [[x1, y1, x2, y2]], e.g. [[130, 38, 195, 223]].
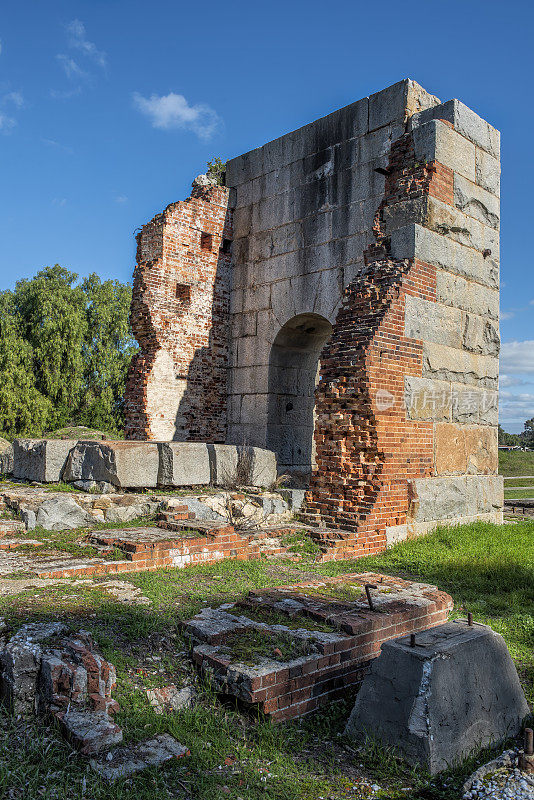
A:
[[63, 441, 160, 489], [158, 443, 211, 487], [12, 439, 77, 483], [345, 621, 529, 774]]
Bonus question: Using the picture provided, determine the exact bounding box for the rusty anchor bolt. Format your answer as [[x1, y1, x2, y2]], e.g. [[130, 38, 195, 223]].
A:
[[364, 584, 378, 612], [410, 634, 416, 648], [519, 728, 534, 773], [467, 612, 473, 626]]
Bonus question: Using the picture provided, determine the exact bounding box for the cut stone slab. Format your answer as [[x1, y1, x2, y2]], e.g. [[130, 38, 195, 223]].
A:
[[56, 709, 123, 755], [345, 621, 530, 774], [158, 442, 211, 486], [63, 441, 160, 489], [89, 733, 189, 781], [12, 439, 77, 482]]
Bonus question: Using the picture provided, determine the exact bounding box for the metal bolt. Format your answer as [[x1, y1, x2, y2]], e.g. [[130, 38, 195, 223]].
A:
[[364, 584, 377, 612], [467, 612, 473, 626], [410, 634, 416, 648], [526, 728, 534, 757]]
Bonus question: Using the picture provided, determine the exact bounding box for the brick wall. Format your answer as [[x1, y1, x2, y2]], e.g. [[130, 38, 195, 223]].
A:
[[125, 182, 232, 441]]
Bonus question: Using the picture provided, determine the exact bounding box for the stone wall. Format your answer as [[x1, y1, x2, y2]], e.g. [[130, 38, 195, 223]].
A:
[[124, 180, 232, 442], [125, 79, 502, 551]]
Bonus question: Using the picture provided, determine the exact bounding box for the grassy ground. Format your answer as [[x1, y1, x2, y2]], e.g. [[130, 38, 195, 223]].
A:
[[0, 519, 533, 800], [499, 449, 534, 477]]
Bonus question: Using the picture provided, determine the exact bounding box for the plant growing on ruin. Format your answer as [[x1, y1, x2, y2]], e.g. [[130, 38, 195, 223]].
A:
[[206, 157, 226, 186]]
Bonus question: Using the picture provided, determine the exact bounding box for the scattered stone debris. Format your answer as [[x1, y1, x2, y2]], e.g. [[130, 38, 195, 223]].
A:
[[146, 683, 196, 714], [184, 573, 452, 721], [463, 749, 534, 799], [56, 709, 123, 755], [89, 733, 189, 781]]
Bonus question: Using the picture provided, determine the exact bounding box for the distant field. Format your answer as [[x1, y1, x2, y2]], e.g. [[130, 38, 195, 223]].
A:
[[499, 449, 534, 477]]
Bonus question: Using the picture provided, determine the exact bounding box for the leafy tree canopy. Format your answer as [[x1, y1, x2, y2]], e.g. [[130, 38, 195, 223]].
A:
[[0, 266, 137, 438]]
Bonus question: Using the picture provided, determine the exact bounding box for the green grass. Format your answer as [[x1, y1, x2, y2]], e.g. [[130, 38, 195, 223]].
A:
[[222, 627, 319, 665], [504, 489, 534, 499], [499, 449, 534, 477], [0, 519, 532, 799]]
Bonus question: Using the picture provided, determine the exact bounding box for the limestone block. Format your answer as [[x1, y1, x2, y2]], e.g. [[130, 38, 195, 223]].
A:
[[210, 444, 238, 486], [413, 119, 475, 181], [450, 384, 498, 426], [466, 475, 503, 515], [454, 174, 499, 229], [435, 271, 499, 320], [12, 439, 77, 483], [390, 225, 499, 289], [56, 710, 123, 755], [345, 621, 528, 774], [411, 476, 467, 522], [89, 734, 189, 781], [369, 79, 439, 132], [385, 524, 408, 547], [404, 296, 463, 349], [462, 313, 500, 356], [157, 443, 211, 487], [0, 439, 13, 475], [247, 446, 277, 488], [434, 423, 497, 476], [422, 341, 498, 388], [425, 196, 499, 257], [63, 441, 160, 489], [411, 99, 500, 159], [404, 377, 452, 422], [475, 148, 500, 196]]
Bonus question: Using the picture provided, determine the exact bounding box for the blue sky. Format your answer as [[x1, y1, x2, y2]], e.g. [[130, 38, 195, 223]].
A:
[[0, 0, 532, 432]]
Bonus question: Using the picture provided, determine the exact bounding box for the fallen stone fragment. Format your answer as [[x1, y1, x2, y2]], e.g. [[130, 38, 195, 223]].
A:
[[146, 684, 196, 714], [345, 621, 530, 774], [89, 733, 189, 780], [35, 496, 94, 531], [12, 439, 77, 482], [56, 709, 123, 755]]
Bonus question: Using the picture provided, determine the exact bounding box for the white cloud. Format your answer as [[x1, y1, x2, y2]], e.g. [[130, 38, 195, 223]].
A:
[[500, 310, 515, 321], [499, 390, 534, 421], [66, 20, 106, 68], [56, 54, 88, 81], [499, 374, 527, 389], [0, 90, 24, 133], [132, 92, 221, 140], [500, 340, 534, 375], [114, 195, 128, 204]]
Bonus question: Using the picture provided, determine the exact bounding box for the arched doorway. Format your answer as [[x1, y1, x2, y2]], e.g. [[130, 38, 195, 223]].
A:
[[266, 313, 333, 483]]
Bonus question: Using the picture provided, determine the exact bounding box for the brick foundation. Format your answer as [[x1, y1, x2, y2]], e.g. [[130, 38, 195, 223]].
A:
[[185, 573, 453, 721]]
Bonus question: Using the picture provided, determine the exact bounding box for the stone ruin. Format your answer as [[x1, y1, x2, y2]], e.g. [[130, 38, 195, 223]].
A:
[[124, 78, 503, 558], [0, 620, 189, 780]]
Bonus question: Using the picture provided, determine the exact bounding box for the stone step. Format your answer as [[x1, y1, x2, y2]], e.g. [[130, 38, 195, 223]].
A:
[[0, 538, 44, 551]]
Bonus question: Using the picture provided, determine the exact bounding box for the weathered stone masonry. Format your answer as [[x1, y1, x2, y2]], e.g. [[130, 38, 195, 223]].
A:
[[125, 79, 503, 554]]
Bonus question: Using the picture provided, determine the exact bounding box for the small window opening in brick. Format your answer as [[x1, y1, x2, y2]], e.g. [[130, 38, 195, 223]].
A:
[[200, 232, 213, 251], [176, 283, 192, 305], [220, 238, 232, 254]]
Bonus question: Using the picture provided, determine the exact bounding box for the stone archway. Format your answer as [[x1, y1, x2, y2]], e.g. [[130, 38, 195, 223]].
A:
[[266, 313, 332, 483]]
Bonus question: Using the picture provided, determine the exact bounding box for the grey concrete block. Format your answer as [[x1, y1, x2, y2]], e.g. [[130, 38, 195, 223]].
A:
[[462, 314, 500, 356], [63, 441, 160, 489], [390, 225, 499, 289], [425, 196, 499, 257], [12, 439, 77, 483], [454, 174, 500, 229], [466, 475, 503, 515], [158, 443, 211, 487], [411, 99, 500, 159], [345, 621, 529, 774], [404, 376, 452, 422], [210, 444, 238, 486], [247, 446, 277, 488]]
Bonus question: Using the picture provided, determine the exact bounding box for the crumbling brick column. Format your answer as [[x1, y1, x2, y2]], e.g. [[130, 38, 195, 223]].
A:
[[125, 181, 232, 441]]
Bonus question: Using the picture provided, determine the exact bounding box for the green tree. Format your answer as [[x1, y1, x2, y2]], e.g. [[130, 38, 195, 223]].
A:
[[498, 424, 521, 447], [523, 418, 534, 448], [0, 291, 51, 436], [0, 265, 137, 437], [79, 274, 136, 431], [14, 265, 88, 429]]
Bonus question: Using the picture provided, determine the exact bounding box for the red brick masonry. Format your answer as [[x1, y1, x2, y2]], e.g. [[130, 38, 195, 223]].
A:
[[184, 573, 453, 721]]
